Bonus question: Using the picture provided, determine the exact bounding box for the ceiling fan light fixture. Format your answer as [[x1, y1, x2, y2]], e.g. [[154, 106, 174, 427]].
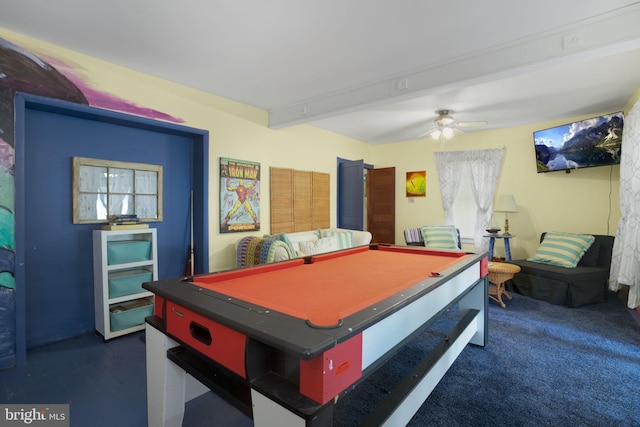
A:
[[441, 126, 454, 138], [431, 126, 454, 140], [437, 116, 454, 126], [435, 109, 455, 127], [416, 109, 487, 141]]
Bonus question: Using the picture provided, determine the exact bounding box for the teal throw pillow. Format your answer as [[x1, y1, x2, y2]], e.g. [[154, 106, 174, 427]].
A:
[[420, 225, 459, 250], [527, 232, 595, 268]]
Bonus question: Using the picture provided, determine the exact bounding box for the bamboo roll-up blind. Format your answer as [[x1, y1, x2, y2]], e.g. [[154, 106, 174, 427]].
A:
[[312, 172, 330, 230], [270, 167, 294, 233], [293, 170, 312, 232], [270, 167, 329, 234]]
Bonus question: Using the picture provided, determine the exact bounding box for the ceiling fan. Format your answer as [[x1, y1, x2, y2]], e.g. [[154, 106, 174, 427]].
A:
[[413, 109, 488, 140]]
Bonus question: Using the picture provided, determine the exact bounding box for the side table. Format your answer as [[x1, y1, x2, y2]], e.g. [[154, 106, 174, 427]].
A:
[[484, 234, 515, 261], [487, 262, 521, 308]]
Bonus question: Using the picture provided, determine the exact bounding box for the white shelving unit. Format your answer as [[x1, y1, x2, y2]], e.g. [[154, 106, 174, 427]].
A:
[[93, 228, 157, 340]]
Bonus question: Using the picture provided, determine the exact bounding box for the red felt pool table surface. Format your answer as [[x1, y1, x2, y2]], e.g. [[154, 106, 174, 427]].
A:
[[192, 245, 469, 327]]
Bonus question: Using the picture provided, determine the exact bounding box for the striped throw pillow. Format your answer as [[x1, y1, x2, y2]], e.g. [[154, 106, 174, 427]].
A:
[[527, 232, 595, 268], [318, 229, 354, 249], [264, 232, 296, 258], [420, 225, 459, 250], [404, 228, 424, 245]]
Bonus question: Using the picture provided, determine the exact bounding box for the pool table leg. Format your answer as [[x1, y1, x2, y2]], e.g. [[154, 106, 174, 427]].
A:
[[251, 390, 307, 427], [457, 276, 488, 347], [146, 322, 330, 427], [146, 323, 209, 427]]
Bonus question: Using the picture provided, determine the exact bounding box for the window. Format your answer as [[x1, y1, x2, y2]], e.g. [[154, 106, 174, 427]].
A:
[[72, 157, 163, 224], [434, 148, 505, 249], [452, 167, 476, 243]]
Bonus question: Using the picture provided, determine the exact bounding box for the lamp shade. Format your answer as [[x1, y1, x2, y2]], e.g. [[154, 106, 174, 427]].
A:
[[495, 195, 518, 213]]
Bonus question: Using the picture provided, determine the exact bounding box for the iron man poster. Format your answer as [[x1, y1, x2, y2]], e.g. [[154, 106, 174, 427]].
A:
[[220, 157, 261, 233]]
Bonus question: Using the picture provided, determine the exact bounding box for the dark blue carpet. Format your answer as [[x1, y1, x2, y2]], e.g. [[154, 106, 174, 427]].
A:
[[5, 291, 636, 426], [333, 291, 640, 426]]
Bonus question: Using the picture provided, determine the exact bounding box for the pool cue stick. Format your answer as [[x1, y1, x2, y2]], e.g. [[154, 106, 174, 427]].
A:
[[190, 190, 195, 275], [185, 191, 195, 276]]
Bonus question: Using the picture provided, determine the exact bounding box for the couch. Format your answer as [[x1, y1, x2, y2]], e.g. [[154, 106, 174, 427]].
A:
[[236, 228, 373, 268], [509, 233, 614, 308]]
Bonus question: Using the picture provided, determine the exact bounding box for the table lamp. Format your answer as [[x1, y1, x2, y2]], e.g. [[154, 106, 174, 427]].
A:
[[494, 195, 518, 235]]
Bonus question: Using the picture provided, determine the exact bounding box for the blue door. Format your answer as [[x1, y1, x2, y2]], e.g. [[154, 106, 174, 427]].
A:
[[337, 158, 364, 230]]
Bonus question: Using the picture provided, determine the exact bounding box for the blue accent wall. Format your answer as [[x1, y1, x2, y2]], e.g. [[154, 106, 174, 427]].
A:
[[0, 36, 209, 368], [11, 95, 208, 364]]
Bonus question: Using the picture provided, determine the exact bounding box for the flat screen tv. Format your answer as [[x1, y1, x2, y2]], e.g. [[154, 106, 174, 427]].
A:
[[534, 111, 624, 173]]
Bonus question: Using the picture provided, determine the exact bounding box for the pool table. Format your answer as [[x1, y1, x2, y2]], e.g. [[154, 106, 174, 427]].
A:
[[144, 244, 488, 426]]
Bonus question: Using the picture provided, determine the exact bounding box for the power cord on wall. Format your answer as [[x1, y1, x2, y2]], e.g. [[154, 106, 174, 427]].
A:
[[607, 164, 613, 236]]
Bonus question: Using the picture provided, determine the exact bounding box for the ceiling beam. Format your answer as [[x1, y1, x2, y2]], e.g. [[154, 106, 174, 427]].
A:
[[268, 4, 640, 129]]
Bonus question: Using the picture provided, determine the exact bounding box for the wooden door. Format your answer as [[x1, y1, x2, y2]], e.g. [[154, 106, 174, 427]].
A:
[[367, 167, 395, 244]]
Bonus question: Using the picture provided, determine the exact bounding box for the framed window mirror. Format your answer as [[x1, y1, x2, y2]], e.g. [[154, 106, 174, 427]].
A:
[[72, 157, 163, 224]]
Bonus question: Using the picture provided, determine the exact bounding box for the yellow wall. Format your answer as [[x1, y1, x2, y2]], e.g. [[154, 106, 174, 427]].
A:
[[1, 27, 627, 270], [0, 28, 374, 271], [377, 121, 621, 259], [624, 84, 640, 113]]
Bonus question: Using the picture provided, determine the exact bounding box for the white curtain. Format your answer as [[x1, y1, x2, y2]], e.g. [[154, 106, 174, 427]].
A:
[[467, 148, 505, 252], [434, 151, 465, 224], [609, 101, 640, 309], [435, 148, 505, 253]]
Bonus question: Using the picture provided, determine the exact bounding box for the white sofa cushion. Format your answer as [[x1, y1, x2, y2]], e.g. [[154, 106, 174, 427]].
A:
[[239, 228, 372, 264], [298, 236, 340, 256], [285, 230, 320, 256]]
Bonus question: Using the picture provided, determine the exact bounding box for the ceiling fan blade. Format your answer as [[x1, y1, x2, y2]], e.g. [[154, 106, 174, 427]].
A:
[[417, 126, 464, 139], [457, 120, 488, 128], [407, 109, 487, 139], [417, 127, 437, 138]]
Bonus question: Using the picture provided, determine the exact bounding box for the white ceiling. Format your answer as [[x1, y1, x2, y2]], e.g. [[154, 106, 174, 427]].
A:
[[2, 0, 640, 144]]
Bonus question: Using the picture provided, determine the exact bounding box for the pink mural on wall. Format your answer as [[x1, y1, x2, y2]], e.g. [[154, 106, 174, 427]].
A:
[[42, 55, 185, 123], [0, 36, 184, 153]]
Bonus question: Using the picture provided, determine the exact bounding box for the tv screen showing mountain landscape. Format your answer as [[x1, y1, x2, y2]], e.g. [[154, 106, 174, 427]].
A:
[[534, 111, 624, 173]]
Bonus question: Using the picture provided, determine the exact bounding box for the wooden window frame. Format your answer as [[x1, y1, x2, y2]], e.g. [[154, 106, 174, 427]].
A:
[[72, 156, 163, 224]]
